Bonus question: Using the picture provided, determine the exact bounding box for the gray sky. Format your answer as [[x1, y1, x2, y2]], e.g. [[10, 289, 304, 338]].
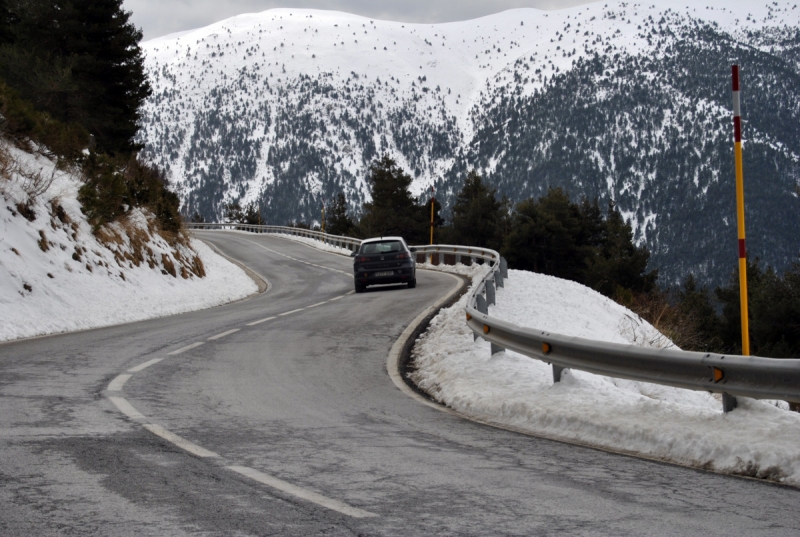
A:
[[124, 0, 597, 41]]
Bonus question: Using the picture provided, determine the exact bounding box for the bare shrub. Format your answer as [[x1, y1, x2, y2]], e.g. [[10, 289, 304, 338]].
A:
[[37, 229, 49, 251], [623, 291, 710, 351], [19, 165, 57, 199]]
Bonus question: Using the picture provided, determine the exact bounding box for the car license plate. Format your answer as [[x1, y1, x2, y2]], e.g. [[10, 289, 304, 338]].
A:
[[374, 271, 393, 277]]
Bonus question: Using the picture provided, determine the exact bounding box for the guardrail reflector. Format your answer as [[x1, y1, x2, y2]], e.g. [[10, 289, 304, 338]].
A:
[[713, 367, 724, 382], [483, 325, 490, 335], [542, 342, 552, 355], [466, 313, 472, 321]]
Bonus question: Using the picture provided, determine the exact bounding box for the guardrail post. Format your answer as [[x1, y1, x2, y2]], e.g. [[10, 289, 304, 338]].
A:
[[495, 270, 504, 289], [501, 258, 508, 279], [474, 295, 488, 341], [552, 365, 564, 383], [485, 279, 496, 306], [722, 393, 738, 413], [455, 254, 461, 265], [491, 342, 505, 356]]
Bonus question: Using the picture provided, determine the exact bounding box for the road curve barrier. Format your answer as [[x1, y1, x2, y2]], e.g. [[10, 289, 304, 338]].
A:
[[188, 224, 800, 412], [187, 222, 363, 252]]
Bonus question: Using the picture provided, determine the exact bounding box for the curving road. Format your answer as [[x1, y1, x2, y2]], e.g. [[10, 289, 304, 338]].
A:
[[1, 231, 798, 536]]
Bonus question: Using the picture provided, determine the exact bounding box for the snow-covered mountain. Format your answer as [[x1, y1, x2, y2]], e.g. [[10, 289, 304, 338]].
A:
[[137, 0, 800, 286]]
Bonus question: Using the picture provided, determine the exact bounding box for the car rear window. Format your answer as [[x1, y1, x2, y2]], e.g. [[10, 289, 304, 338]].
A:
[[361, 241, 403, 254]]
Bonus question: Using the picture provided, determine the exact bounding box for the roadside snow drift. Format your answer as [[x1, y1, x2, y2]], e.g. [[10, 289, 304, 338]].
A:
[[0, 140, 256, 342], [411, 268, 800, 486]]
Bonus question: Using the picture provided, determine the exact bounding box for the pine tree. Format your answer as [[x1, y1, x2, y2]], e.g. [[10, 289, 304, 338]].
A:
[[359, 155, 423, 241], [0, 0, 150, 154], [450, 170, 504, 250], [326, 192, 356, 237], [585, 201, 657, 298]]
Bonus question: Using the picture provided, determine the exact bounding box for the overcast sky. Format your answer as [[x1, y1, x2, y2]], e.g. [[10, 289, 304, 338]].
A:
[[123, 0, 598, 41]]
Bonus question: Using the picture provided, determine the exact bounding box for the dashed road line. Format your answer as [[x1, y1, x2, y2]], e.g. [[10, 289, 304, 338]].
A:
[[228, 465, 378, 519], [208, 328, 241, 341], [104, 243, 376, 519], [168, 342, 205, 355], [246, 316, 277, 326], [128, 358, 163, 373]]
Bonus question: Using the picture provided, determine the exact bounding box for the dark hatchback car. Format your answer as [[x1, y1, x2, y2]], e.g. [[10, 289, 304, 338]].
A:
[[351, 237, 417, 293]]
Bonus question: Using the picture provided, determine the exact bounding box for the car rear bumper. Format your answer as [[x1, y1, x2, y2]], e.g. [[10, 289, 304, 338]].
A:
[[354, 266, 415, 286]]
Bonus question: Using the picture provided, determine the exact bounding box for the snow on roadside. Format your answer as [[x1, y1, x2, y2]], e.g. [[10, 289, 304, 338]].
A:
[[0, 140, 256, 342], [411, 268, 800, 486]]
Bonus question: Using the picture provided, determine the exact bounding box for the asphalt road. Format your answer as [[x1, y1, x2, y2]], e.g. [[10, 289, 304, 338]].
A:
[[1, 231, 798, 536]]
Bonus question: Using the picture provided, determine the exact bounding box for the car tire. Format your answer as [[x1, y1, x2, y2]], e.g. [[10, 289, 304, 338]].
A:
[[355, 283, 365, 293], [408, 278, 416, 289]]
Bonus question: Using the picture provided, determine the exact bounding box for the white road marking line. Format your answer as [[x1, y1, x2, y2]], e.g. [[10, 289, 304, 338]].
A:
[[109, 396, 146, 420], [227, 465, 378, 519], [239, 238, 353, 280], [329, 296, 344, 302], [306, 302, 327, 308], [107, 374, 131, 392], [246, 316, 277, 326], [208, 329, 241, 341], [143, 424, 220, 458], [346, 290, 355, 295], [278, 308, 304, 316], [128, 358, 163, 373], [168, 342, 204, 355]]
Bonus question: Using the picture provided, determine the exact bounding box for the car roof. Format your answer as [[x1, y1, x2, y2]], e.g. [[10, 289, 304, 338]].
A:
[[361, 236, 406, 244]]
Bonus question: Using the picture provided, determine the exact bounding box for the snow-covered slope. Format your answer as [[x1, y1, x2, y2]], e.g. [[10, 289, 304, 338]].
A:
[[138, 0, 800, 286], [0, 140, 256, 342], [411, 265, 800, 487]]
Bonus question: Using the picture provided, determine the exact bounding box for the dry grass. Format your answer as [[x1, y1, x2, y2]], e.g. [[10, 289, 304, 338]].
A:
[[624, 291, 711, 351], [37, 229, 49, 252], [93, 211, 206, 279], [0, 142, 12, 182]]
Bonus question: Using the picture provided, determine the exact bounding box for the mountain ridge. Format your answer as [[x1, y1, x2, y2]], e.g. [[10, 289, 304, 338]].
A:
[[137, 1, 800, 286]]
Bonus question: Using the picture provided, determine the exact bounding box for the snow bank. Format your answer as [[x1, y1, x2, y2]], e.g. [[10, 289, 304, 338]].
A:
[[411, 268, 800, 486], [0, 141, 256, 342]]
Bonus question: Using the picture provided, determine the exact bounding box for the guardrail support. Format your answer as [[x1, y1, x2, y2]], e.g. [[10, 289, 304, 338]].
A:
[[491, 342, 505, 356], [474, 295, 488, 341], [495, 270, 504, 289], [722, 393, 738, 413], [552, 365, 564, 383], [500, 258, 508, 279], [485, 279, 496, 306]]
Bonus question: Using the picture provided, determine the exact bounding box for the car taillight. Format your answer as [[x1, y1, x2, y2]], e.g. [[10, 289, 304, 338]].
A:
[[395, 253, 408, 260], [356, 256, 369, 263]]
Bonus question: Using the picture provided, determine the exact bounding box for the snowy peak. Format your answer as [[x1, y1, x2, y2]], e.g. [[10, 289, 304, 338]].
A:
[[137, 1, 800, 287]]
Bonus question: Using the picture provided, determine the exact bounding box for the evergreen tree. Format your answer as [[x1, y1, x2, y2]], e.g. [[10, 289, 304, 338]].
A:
[[502, 188, 590, 282], [716, 259, 800, 357], [585, 201, 657, 298], [359, 155, 424, 241], [0, 0, 13, 45], [0, 0, 150, 154], [325, 192, 357, 237], [449, 170, 504, 250], [675, 273, 724, 352]]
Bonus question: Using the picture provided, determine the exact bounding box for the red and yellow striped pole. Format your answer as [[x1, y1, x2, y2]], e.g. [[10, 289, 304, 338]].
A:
[[732, 65, 750, 356], [429, 185, 435, 245]]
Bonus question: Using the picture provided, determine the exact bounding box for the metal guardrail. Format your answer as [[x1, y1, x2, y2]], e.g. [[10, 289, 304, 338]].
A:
[[186, 222, 363, 252], [460, 248, 800, 411], [189, 224, 800, 411]]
